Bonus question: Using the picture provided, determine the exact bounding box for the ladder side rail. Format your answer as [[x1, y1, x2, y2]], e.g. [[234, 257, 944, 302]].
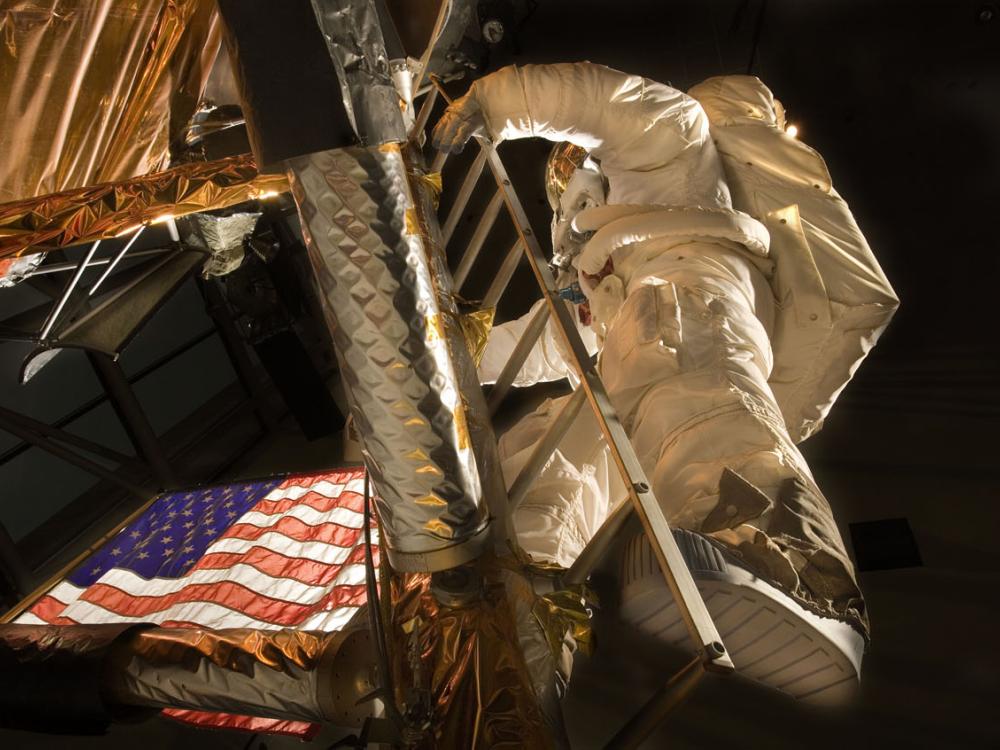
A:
[[477, 139, 733, 672]]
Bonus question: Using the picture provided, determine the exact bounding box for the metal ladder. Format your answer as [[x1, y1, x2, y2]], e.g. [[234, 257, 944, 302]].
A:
[[415, 79, 734, 747]]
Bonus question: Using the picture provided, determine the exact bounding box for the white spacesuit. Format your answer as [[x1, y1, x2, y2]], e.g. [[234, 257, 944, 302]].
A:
[[434, 64, 897, 692]]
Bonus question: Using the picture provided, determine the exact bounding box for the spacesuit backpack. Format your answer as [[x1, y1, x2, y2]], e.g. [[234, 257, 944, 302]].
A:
[[688, 76, 899, 443]]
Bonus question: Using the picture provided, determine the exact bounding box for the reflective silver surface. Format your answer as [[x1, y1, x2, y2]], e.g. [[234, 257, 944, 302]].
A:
[[309, 0, 406, 145], [179, 211, 260, 278], [105, 627, 375, 725], [286, 145, 492, 571]]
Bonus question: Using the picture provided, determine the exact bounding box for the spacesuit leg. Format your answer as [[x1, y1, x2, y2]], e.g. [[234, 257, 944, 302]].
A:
[[599, 243, 866, 632], [498, 396, 627, 568]]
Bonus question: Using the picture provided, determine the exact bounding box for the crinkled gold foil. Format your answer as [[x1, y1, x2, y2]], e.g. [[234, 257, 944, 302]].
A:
[[544, 142, 588, 212], [0, 153, 288, 260], [458, 307, 495, 367], [390, 569, 555, 749], [415, 171, 443, 208], [532, 586, 595, 659], [126, 627, 328, 674], [0, 0, 221, 204]]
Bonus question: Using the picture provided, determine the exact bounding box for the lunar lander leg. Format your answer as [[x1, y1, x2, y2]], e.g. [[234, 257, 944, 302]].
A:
[[217, 0, 506, 573], [0, 1, 556, 745]]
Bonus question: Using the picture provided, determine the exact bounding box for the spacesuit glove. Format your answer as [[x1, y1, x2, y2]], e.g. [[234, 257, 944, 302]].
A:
[[431, 94, 487, 153]]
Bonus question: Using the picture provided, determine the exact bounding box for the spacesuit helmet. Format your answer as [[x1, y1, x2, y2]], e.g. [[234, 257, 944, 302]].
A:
[[546, 142, 606, 268]]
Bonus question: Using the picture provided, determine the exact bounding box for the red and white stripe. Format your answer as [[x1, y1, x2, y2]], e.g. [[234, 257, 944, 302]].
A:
[[17, 468, 376, 737]]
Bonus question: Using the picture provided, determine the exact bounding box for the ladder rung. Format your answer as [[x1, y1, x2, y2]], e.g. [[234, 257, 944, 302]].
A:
[[452, 188, 504, 292], [481, 237, 524, 309], [430, 149, 448, 174], [411, 85, 439, 139], [440, 148, 488, 246], [487, 302, 550, 417], [507, 387, 587, 510], [563, 496, 634, 586]]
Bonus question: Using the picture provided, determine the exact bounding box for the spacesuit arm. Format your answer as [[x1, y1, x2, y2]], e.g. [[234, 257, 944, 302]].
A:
[[478, 298, 598, 387], [436, 62, 714, 206]]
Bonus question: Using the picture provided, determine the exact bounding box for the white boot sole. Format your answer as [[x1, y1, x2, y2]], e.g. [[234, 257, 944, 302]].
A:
[[619, 529, 864, 705]]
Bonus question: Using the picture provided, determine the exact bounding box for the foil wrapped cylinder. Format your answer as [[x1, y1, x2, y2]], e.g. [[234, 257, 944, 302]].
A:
[[286, 144, 496, 572], [104, 626, 376, 725], [309, 0, 408, 146], [0, 624, 376, 732]]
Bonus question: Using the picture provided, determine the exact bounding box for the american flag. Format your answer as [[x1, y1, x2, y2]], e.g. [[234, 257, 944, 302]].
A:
[[15, 467, 376, 738]]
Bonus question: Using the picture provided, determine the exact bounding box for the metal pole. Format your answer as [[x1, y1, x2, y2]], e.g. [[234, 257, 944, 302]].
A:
[[88, 225, 146, 296], [603, 656, 706, 750], [430, 149, 448, 173], [564, 498, 634, 586], [477, 140, 734, 672], [507, 388, 586, 510], [0, 405, 136, 466], [39, 240, 101, 340], [486, 302, 550, 416], [452, 188, 504, 292], [27, 247, 173, 277], [481, 237, 524, 309], [411, 84, 439, 139], [440, 147, 488, 246], [198, 278, 278, 430], [87, 352, 177, 488]]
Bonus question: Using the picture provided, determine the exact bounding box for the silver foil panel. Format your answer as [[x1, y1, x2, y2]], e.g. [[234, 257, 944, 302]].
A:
[[179, 211, 260, 278], [286, 144, 493, 571], [105, 627, 375, 725], [310, 0, 407, 145]]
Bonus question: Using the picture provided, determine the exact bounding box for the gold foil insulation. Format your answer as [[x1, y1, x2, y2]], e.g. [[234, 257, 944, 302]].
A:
[[532, 586, 595, 660], [0, 0, 221, 204], [459, 308, 496, 367], [0, 153, 288, 260], [544, 142, 588, 212], [390, 570, 555, 749]]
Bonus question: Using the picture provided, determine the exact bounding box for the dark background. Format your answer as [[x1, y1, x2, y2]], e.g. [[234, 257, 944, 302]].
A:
[[2, 1, 998, 747]]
